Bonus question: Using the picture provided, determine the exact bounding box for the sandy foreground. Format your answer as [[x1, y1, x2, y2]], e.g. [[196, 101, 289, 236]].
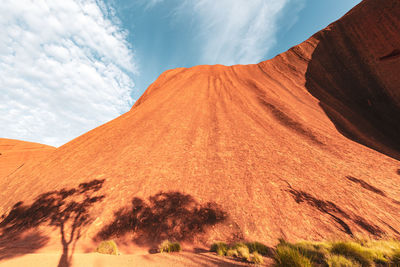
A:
[[0, 252, 273, 267]]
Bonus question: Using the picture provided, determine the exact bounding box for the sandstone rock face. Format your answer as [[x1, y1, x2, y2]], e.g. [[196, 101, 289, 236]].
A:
[[303, 0, 400, 160], [0, 138, 54, 178], [0, 0, 399, 253]]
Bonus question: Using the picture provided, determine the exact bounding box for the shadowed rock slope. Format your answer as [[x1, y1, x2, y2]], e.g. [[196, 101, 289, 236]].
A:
[[0, 0, 399, 253]]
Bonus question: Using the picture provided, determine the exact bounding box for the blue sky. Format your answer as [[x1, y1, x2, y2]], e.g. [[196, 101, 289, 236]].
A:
[[108, 0, 362, 99], [0, 0, 361, 146]]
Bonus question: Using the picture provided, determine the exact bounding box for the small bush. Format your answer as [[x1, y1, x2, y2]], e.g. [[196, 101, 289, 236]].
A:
[[327, 255, 361, 267], [96, 240, 118, 255], [159, 240, 181, 253], [274, 244, 312, 267], [210, 242, 228, 256], [250, 251, 264, 264], [246, 241, 271, 256]]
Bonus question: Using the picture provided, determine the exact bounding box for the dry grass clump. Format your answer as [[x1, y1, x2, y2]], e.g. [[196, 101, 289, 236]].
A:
[[96, 240, 118, 255], [281, 239, 329, 264], [210, 242, 228, 256], [391, 249, 400, 265], [330, 241, 375, 266], [274, 239, 400, 267], [246, 241, 272, 256], [211, 238, 400, 266], [250, 251, 264, 264], [210, 241, 265, 264], [274, 244, 312, 267], [236, 245, 250, 261], [327, 254, 361, 267], [159, 240, 181, 253], [226, 248, 239, 257]]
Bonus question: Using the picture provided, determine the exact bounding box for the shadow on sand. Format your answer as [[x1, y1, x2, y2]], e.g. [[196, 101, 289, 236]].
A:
[[0, 179, 105, 267]]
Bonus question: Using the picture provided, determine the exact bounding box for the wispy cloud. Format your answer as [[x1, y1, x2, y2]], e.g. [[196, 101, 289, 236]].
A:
[[0, 0, 136, 146], [175, 0, 304, 65], [144, 0, 165, 9]]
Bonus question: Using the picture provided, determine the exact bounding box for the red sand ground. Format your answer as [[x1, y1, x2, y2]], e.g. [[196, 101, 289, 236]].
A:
[[0, 0, 399, 266], [0, 251, 270, 267]]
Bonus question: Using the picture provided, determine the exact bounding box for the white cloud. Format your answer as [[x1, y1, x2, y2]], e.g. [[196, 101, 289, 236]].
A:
[[176, 0, 304, 65], [0, 0, 136, 147]]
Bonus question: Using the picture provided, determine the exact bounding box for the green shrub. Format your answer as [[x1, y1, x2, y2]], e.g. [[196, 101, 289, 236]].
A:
[[159, 240, 181, 253], [96, 240, 118, 255], [274, 244, 312, 267], [250, 251, 264, 264], [246, 241, 271, 256], [327, 255, 361, 267], [331, 242, 374, 267], [210, 242, 228, 256]]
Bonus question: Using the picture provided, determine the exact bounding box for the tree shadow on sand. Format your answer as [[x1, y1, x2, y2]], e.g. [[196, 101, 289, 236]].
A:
[[0, 179, 105, 267], [96, 191, 228, 246], [0, 230, 49, 261]]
